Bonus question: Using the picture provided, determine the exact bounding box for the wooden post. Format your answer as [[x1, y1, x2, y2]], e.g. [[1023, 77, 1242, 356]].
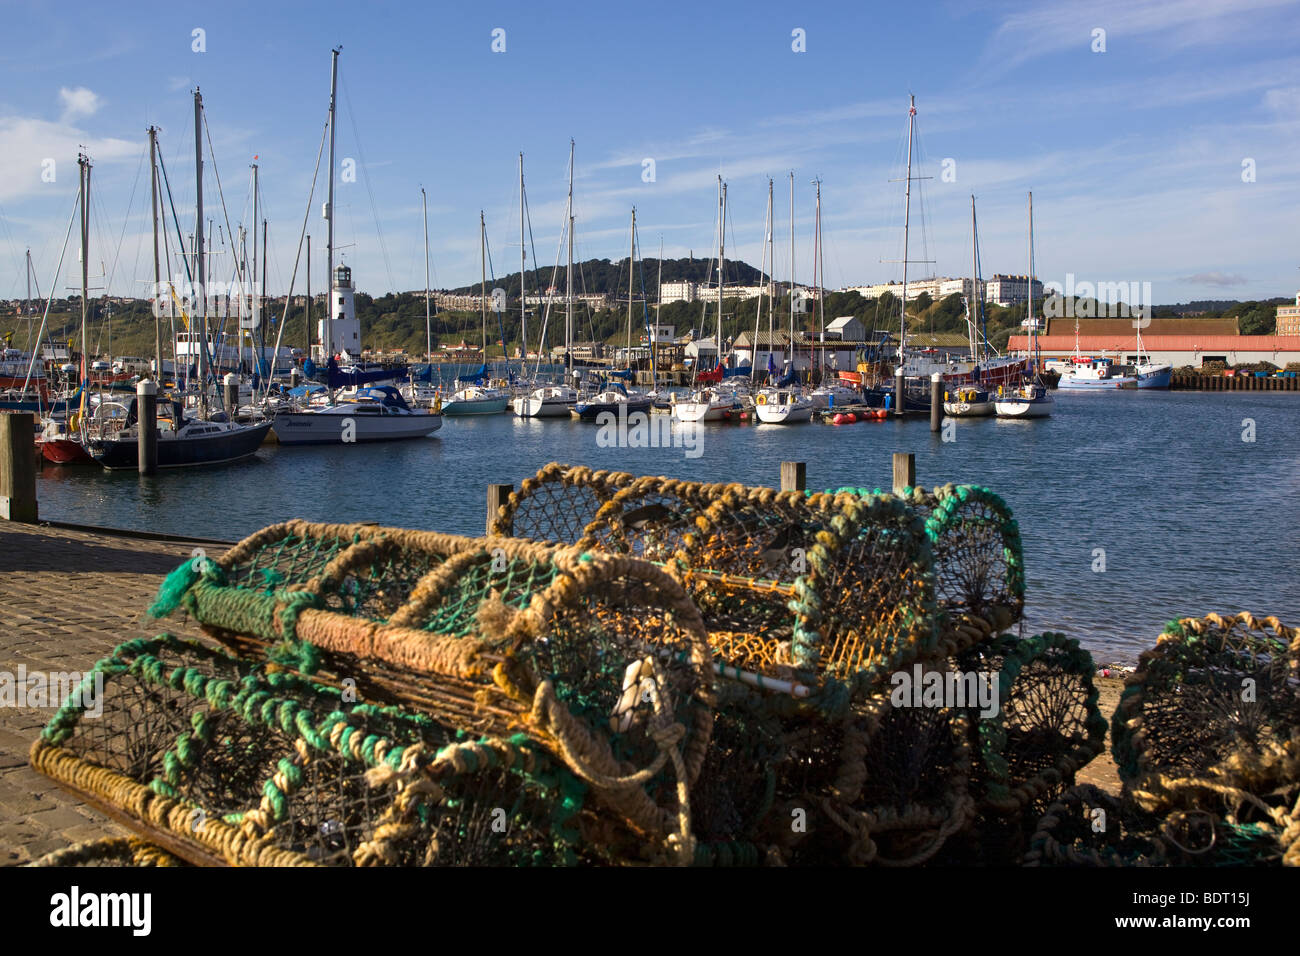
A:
[[0, 412, 38, 522], [137, 379, 158, 475], [892, 451, 915, 495], [487, 483, 513, 536], [780, 461, 806, 492], [930, 372, 942, 432]]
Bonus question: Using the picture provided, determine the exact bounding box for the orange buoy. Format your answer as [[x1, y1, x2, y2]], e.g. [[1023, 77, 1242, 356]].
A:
[[845, 413, 857, 423], [832, 413, 846, 425]]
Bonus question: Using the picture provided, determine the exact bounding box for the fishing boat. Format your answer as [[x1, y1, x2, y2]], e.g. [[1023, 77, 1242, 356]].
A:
[[1133, 323, 1172, 389], [943, 385, 995, 417], [1057, 356, 1136, 389], [754, 387, 814, 424]]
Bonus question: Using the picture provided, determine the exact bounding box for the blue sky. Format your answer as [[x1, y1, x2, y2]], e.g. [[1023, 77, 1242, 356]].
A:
[[1, 0, 1298, 306]]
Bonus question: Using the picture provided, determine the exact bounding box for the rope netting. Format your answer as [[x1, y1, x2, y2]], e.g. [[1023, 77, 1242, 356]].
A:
[[28, 836, 187, 868], [145, 525, 715, 858], [31, 634, 596, 866], [1112, 613, 1300, 807], [1025, 784, 1294, 867]]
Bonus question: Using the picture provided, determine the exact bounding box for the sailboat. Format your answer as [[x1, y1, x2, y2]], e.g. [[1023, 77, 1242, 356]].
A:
[[577, 207, 654, 422], [89, 106, 274, 467], [270, 50, 442, 444], [945, 197, 995, 417], [515, 142, 579, 418], [676, 180, 741, 423], [995, 191, 1053, 418], [443, 212, 511, 416], [401, 187, 447, 416]]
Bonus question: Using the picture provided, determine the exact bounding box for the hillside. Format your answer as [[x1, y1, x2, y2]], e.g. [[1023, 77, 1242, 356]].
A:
[[2, 291, 1288, 362]]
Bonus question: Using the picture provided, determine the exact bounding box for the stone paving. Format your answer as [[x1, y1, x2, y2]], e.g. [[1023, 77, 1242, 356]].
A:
[[0, 521, 226, 866]]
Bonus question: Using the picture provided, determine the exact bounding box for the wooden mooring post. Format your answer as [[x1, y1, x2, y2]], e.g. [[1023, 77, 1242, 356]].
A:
[[487, 483, 513, 536], [0, 412, 38, 522], [780, 461, 806, 492], [892, 451, 915, 495]]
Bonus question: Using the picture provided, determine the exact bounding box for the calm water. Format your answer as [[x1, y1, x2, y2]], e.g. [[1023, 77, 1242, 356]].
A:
[[34, 390, 1300, 662]]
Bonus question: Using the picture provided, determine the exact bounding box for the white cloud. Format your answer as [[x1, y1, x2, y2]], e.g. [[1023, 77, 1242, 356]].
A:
[[0, 116, 138, 202], [58, 86, 101, 123]]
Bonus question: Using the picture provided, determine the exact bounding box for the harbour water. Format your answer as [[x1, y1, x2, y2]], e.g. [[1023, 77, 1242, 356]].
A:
[[34, 389, 1300, 663]]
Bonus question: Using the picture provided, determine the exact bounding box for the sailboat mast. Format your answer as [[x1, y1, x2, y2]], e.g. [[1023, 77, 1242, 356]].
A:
[[306, 235, 311, 359], [626, 208, 635, 367], [79, 155, 89, 402], [970, 195, 979, 361], [753, 189, 768, 385], [718, 183, 726, 367], [479, 212, 487, 357], [567, 215, 574, 378], [252, 162, 259, 362], [767, 179, 774, 368], [194, 89, 208, 415], [900, 94, 915, 364], [422, 188, 431, 362], [519, 153, 526, 367], [149, 128, 161, 380], [656, 235, 664, 388], [565, 140, 574, 378], [324, 48, 339, 373], [788, 171, 794, 355], [1027, 190, 1036, 372], [814, 178, 823, 376]]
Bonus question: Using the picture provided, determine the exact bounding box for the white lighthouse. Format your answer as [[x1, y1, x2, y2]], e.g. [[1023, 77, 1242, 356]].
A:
[[319, 264, 362, 361]]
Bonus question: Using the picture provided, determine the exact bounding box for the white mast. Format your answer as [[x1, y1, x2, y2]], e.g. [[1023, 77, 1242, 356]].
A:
[[519, 152, 527, 365], [626, 207, 635, 367], [324, 48, 339, 379], [970, 195, 980, 361], [767, 179, 774, 373], [194, 89, 208, 415], [900, 95, 916, 365], [813, 177, 823, 376], [149, 129, 161, 379], [252, 161, 259, 361], [479, 211, 487, 357], [565, 140, 574, 378], [422, 187, 431, 362], [79, 154, 90, 405], [1028, 190, 1037, 374], [718, 182, 726, 367], [788, 171, 795, 357]]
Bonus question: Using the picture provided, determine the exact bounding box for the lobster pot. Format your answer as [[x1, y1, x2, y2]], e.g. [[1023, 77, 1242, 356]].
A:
[[1025, 784, 1293, 867], [28, 837, 186, 868], [148, 522, 716, 856], [960, 633, 1107, 814], [1112, 613, 1300, 814], [491, 463, 639, 543], [827, 484, 1026, 635], [675, 488, 939, 693], [31, 635, 591, 866]]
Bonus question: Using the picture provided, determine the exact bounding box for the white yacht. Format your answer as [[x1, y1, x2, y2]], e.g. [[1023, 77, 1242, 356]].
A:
[[513, 384, 577, 418], [441, 384, 510, 416], [754, 387, 815, 424], [272, 385, 442, 444], [994, 381, 1053, 418], [671, 388, 737, 423]]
